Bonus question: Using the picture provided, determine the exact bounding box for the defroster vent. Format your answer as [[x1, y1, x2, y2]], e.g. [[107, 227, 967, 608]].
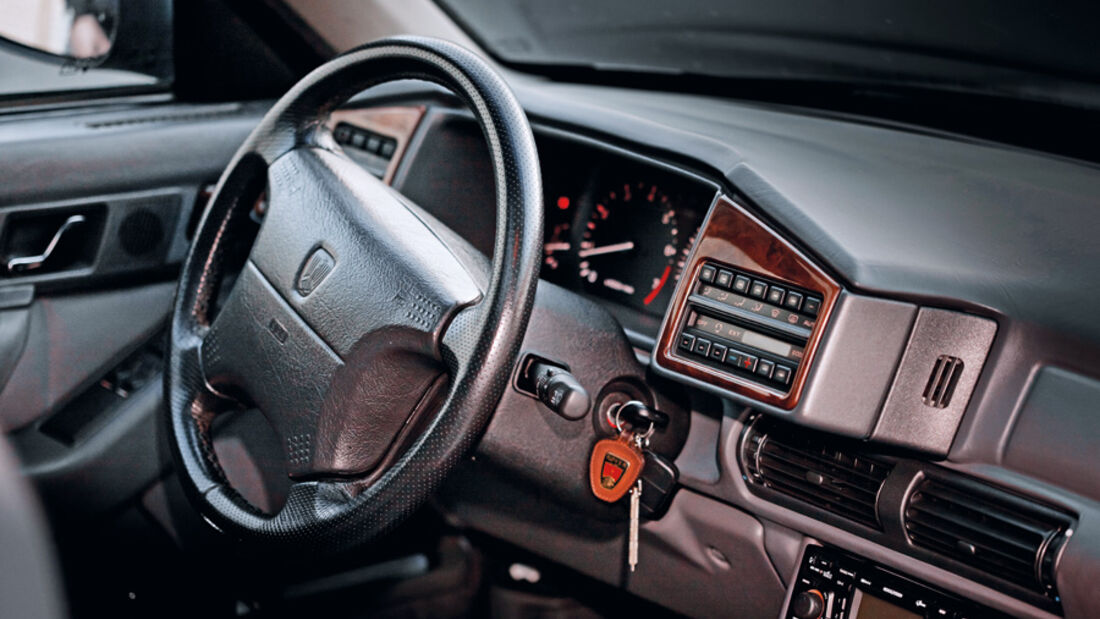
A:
[[741, 417, 892, 529], [905, 475, 1074, 600]]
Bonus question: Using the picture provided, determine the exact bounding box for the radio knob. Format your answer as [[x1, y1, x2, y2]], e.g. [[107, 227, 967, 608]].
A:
[[790, 589, 825, 619]]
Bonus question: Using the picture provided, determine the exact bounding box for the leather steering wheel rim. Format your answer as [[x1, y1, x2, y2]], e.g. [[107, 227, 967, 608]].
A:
[[164, 36, 542, 553]]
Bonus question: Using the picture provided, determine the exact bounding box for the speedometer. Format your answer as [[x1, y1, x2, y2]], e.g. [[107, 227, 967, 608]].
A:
[[577, 181, 689, 311]]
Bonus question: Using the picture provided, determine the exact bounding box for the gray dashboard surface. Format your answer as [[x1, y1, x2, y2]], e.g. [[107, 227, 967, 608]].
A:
[[1004, 366, 1100, 502], [498, 77, 1100, 346], [361, 76, 1100, 617]]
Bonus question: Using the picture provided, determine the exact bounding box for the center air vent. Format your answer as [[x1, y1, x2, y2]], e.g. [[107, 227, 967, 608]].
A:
[[905, 476, 1074, 600], [740, 417, 892, 529]]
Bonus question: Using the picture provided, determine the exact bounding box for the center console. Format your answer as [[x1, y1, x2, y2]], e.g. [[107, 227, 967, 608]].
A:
[[784, 545, 1010, 619]]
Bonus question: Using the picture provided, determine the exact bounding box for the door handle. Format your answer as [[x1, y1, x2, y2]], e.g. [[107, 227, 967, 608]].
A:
[[6, 214, 87, 273]]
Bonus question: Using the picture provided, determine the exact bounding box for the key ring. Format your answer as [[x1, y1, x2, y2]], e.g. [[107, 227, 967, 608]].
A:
[[612, 403, 655, 445]]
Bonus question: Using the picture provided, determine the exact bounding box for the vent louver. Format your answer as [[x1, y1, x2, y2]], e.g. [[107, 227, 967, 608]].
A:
[[741, 419, 892, 529], [922, 354, 964, 408], [905, 476, 1074, 599]]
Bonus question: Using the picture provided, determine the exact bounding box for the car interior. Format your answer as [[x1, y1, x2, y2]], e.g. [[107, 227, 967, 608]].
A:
[[1, 1, 1099, 618]]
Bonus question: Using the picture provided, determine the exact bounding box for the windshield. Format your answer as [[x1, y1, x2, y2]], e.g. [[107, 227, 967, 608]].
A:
[[437, 0, 1100, 111]]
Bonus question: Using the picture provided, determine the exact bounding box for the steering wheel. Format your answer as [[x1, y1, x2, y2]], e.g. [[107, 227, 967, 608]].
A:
[[165, 36, 542, 553]]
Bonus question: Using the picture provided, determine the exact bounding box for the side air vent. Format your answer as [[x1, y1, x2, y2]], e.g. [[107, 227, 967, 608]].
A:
[[741, 417, 892, 529], [922, 354, 964, 408], [905, 476, 1075, 600]]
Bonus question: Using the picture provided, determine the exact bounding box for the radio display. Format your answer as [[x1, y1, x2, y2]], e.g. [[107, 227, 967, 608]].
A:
[[691, 312, 804, 362], [852, 590, 921, 619]]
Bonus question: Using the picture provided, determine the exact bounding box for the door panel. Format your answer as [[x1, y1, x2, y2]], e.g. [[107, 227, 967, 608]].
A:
[[0, 100, 267, 519]]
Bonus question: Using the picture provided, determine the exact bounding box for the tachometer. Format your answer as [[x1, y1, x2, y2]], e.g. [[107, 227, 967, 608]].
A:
[[577, 181, 686, 310]]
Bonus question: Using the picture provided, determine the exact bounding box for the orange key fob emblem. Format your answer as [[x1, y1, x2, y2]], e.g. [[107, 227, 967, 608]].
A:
[[589, 432, 644, 503]]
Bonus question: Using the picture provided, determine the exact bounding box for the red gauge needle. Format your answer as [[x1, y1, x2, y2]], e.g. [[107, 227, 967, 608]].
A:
[[644, 265, 672, 306]]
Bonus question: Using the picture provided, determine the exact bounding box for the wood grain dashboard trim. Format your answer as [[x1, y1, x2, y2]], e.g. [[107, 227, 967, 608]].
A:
[[655, 195, 840, 409], [327, 105, 425, 184]]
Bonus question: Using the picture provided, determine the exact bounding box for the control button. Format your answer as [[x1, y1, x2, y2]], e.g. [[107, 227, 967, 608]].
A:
[[756, 358, 775, 379], [715, 269, 734, 288], [380, 139, 397, 158], [699, 264, 716, 283], [790, 590, 825, 619], [738, 353, 758, 373], [350, 131, 367, 148], [693, 337, 711, 357], [709, 343, 727, 362], [365, 135, 382, 153], [766, 286, 785, 305], [679, 333, 695, 351], [732, 275, 751, 293], [773, 364, 792, 385], [749, 280, 768, 299], [802, 296, 822, 317], [724, 350, 742, 368], [784, 291, 804, 311]]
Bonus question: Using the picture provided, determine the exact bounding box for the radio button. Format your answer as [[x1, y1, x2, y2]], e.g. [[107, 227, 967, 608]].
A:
[[693, 337, 712, 357], [699, 264, 716, 283], [724, 350, 743, 368], [750, 280, 768, 299], [715, 269, 734, 288], [738, 353, 758, 373], [784, 291, 804, 311], [679, 333, 695, 351], [756, 358, 775, 379], [773, 364, 792, 385], [802, 296, 822, 317], [766, 285, 786, 305], [709, 343, 727, 362]]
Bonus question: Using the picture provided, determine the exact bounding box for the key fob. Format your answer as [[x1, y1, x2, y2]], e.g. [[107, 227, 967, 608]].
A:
[[589, 432, 645, 503], [639, 451, 678, 519]]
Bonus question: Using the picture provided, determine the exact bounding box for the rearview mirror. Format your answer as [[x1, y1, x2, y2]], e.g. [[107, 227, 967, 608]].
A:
[[0, 0, 119, 64]]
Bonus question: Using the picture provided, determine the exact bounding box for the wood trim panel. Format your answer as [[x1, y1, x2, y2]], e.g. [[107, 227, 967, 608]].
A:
[[327, 105, 425, 184], [654, 195, 840, 409]]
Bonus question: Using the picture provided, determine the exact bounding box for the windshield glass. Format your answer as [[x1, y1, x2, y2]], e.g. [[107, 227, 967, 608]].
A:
[[437, 0, 1100, 111]]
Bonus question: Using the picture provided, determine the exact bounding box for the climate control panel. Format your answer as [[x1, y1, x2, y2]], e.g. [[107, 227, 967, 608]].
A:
[[653, 195, 840, 410], [675, 260, 821, 393]]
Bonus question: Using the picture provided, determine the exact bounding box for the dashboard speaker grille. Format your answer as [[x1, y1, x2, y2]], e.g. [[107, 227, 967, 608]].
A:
[[904, 476, 1074, 600], [741, 418, 892, 529]]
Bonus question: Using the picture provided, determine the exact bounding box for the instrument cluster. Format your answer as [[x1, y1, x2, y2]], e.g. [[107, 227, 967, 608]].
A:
[[538, 138, 716, 316]]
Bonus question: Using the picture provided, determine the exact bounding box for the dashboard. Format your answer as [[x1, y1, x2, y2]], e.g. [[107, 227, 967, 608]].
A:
[[328, 83, 1100, 619]]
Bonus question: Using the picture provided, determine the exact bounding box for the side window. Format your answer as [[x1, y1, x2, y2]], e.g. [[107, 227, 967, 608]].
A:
[[0, 0, 172, 102]]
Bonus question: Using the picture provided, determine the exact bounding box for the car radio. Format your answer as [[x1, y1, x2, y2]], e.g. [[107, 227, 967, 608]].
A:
[[784, 545, 1009, 619]]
